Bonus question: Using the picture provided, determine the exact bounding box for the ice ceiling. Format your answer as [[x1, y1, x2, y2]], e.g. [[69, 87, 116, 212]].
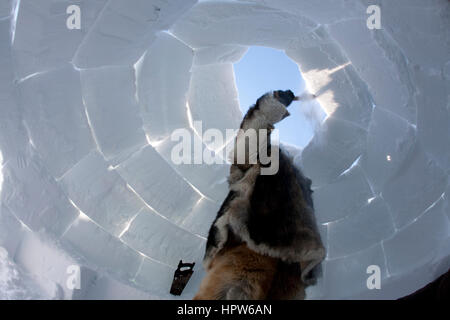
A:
[[0, 0, 449, 299]]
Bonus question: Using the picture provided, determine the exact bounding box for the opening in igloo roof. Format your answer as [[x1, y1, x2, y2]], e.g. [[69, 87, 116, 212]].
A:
[[0, 0, 449, 300], [234, 46, 326, 149]]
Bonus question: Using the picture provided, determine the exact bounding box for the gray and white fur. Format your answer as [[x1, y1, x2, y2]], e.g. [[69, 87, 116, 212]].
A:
[[201, 90, 325, 299]]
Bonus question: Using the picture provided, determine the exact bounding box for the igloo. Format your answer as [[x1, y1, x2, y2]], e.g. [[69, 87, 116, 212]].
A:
[[0, 0, 449, 299]]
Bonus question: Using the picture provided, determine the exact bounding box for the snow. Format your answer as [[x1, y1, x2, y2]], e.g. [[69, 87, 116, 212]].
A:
[[120, 207, 205, 267], [327, 197, 395, 259], [19, 65, 95, 178], [285, 28, 373, 128], [300, 117, 368, 187], [360, 107, 417, 194], [116, 145, 202, 224], [73, 0, 197, 68], [383, 198, 449, 276], [193, 45, 248, 66], [313, 165, 373, 224], [0, 246, 46, 299], [323, 244, 388, 299], [154, 134, 230, 202], [2, 151, 79, 237], [80, 65, 147, 161], [136, 32, 193, 141], [62, 216, 144, 281], [188, 63, 242, 150], [381, 143, 447, 229], [170, 1, 317, 50], [414, 68, 450, 171], [0, 0, 449, 300], [60, 151, 143, 237], [328, 19, 413, 123], [0, 206, 24, 256], [12, 0, 107, 79]]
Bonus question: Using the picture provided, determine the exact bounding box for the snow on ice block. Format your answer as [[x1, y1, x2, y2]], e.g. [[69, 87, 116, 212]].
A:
[[83, 272, 160, 300], [0, 29, 31, 166], [0, 19, 14, 98], [323, 244, 388, 299], [0, 110, 30, 168], [354, 251, 450, 300], [445, 61, 450, 80], [313, 166, 372, 224], [332, 64, 373, 127], [286, 39, 372, 128], [414, 69, 450, 171], [154, 133, 230, 202], [0, 0, 13, 18], [179, 198, 221, 238], [0, 19, 18, 118], [238, 0, 363, 25], [12, 0, 107, 79], [60, 151, 143, 237], [136, 32, 193, 141], [329, 19, 415, 122], [360, 107, 417, 193], [445, 184, 450, 220], [73, 0, 196, 68], [301, 117, 367, 187], [0, 246, 48, 299], [132, 257, 176, 298], [62, 215, 143, 281], [13, 231, 97, 299], [378, 1, 449, 71], [120, 208, 205, 267], [171, 1, 317, 49], [328, 19, 374, 48], [327, 197, 395, 259], [19, 65, 95, 179], [193, 45, 248, 66], [372, 30, 419, 123], [383, 198, 449, 276], [116, 145, 201, 223], [0, 205, 25, 257], [81, 66, 147, 161], [381, 143, 447, 229], [1, 151, 78, 237], [188, 63, 242, 150]]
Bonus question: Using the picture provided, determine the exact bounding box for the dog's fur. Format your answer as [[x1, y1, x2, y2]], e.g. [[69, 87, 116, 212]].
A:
[[194, 91, 324, 300], [194, 243, 305, 300]]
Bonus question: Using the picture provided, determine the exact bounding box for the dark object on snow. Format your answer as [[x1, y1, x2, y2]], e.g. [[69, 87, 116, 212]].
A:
[[170, 260, 195, 296], [398, 268, 450, 301]]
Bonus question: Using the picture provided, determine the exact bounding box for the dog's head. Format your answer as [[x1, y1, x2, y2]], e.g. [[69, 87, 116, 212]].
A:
[[273, 90, 297, 107], [256, 90, 296, 125]]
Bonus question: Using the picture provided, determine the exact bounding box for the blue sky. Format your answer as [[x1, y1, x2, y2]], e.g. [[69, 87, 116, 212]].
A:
[[233, 46, 315, 148]]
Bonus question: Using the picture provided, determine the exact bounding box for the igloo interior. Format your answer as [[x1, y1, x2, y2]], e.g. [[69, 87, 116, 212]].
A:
[[0, 0, 449, 300]]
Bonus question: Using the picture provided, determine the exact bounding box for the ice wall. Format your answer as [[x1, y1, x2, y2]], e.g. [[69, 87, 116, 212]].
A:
[[0, 0, 449, 299]]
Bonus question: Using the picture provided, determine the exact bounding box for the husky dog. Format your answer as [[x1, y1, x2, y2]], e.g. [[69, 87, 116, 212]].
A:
[[194, 90, 324, 300]]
